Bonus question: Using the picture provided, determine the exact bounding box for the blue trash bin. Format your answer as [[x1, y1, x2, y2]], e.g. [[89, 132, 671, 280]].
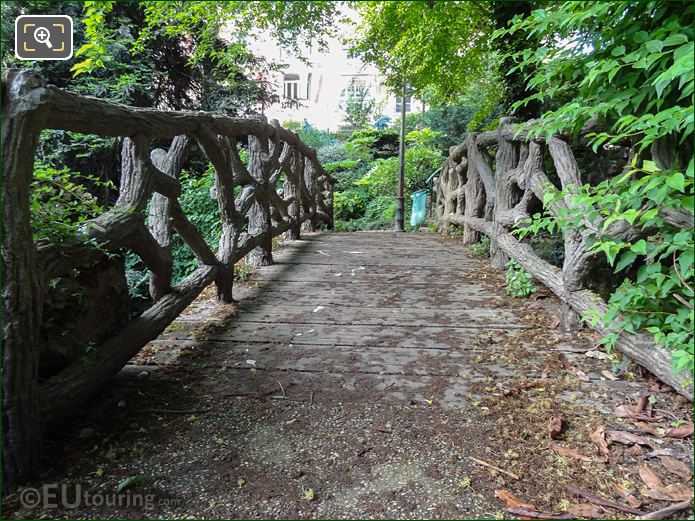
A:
[[410, 189, 428, 228]]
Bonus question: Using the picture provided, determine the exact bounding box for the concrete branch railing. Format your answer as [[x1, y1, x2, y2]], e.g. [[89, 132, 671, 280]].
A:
[[435, 117, 693, 402], [1, 70, 334, 488]]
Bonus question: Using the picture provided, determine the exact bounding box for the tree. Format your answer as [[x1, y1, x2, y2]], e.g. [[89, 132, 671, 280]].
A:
[[503, 1, 694, 376], [343, 79, 378, 130], [348, 1, 493, 102]]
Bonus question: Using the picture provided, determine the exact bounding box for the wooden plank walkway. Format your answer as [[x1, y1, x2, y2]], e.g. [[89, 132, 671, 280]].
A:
[[146, 231, 635, 408]]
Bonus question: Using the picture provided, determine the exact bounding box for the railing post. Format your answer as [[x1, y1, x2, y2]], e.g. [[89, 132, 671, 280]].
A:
[[302, 160, 317, 232], [284, 149, 303, 240], [490, 117, 518, 269], [1, 69, 46, 489], [247, 119, 274, 266]]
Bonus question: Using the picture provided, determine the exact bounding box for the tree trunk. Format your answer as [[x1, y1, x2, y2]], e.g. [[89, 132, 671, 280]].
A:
[[2, 70, 47, 489]]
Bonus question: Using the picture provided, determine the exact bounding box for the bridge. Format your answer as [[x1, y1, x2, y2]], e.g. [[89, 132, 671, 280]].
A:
[[3, 70, 693, 517]]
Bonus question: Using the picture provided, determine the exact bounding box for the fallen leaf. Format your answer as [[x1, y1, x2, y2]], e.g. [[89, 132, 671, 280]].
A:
[[549, 415, 564, 439], [574, 369, 591, 382], [606, 430, 654, 448], [628, 444, 645, 457], [659, 456, 693, 482], [612, 484, 642, 509], [641, 484, 694, 502], [541, 364, 551, 380], [634, 393, 650, 414], [665, 423, 694, 439], [567, 503, 603, 517], [631, 421, 665, 437], [601, 370, 618, 381], [495, 489, 536, 510], [550, 444, 593, 462], [639, 465, 665, 490], [589, 425, 610, 462], [551, 315, 561, 329], [644, 448, 689, 460]]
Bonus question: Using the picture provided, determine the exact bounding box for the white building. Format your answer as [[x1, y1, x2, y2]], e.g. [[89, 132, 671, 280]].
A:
[[248, 33, 423, 131]]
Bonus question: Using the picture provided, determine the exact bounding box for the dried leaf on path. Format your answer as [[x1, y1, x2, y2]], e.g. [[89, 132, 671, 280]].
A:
[[495, 489, 536, 510], [659, 455, 693, 482], [612, 483, 642, 509], [665, 422, 693, 438], [606, 430, 655, 448], [549, 415, 564, 439], [567, 503, 603, 517], [589, 425, 610, 462], [639, 465, 665, 490], [550, 444, 593, 462], [601, 370, 618, 381]]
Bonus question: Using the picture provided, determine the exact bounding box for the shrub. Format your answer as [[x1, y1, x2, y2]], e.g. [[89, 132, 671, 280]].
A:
[[334, 189, 368, 221], [446, 226, 465, 238], [427, 222, 439, 234], [505, 260, 538, 298], [469, 235, 491, 257]]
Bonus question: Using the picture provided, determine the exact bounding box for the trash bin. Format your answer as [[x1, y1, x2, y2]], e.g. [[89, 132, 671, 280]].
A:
[[410, 189, 428, 228]]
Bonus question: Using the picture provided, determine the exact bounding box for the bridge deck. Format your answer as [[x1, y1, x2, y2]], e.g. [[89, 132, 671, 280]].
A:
[[34, 231, 691, 520], [151, 231, 584, 408]]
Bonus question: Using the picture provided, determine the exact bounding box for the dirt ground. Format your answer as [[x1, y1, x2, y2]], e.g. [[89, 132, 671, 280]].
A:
[[4, 231, 693, 520]]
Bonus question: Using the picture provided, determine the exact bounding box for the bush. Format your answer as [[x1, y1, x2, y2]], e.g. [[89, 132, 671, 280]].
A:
[[427, 222, 439, 234], [334, 189, 368, 221], [334, 218, 393, 232], [446, 226, 465, 238], [505, 260, 538, 298], [469, 235, 491, 257], [364, 196, 396, 221]]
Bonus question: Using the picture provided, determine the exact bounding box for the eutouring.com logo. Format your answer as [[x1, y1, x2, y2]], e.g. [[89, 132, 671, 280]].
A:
[[18, 483, 185, 510]]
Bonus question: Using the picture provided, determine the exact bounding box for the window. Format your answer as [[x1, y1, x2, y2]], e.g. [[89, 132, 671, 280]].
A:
[[395, 96, 411, 113], [283, 74, 300, 100]]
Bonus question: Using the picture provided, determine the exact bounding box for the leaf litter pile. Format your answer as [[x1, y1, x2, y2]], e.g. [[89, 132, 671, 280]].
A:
[[4, 238, 693, 520]]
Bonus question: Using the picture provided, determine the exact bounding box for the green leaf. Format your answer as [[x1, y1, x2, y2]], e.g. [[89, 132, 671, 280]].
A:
[[666, 172, 686, 192], [645, 40, 664, 53], [631, 239, 648, 255], [117, 476, 144, 493], [614, 251, 637, 273]]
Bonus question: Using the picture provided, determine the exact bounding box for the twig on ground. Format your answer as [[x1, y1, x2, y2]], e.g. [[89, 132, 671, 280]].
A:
[[567, 485, 644, 515], [506, 507, 573, 519], [277, 380, 287, 398], [468, 456, 520, 480], [309, 390, 314, 407], [636, 499, 693, 520]]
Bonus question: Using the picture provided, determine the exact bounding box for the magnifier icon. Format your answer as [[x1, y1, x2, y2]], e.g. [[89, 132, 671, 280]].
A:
[[34, 26, 52, 48]]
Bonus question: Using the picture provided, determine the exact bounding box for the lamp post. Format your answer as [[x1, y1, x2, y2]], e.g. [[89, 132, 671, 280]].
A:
[[395, 81, 407, 232]]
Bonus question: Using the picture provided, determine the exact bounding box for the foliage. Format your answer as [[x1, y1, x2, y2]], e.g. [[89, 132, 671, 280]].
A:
[[427, 222, 439, 234], [30, 163, 113, 243], [505, 260, 538, 298], [333, 189, 368, 221], [446, 226, 465, 239], [349, 2, 493, 102], [505, 1, 694, 375], [234, 263, 254, 282], [171, 167, 221, 283], [356, 138, 442, 198], [334, 218, 393, 232], [296, 122, 336, 149], [343, 79, 378, 130], [469, 236, 491, 258]]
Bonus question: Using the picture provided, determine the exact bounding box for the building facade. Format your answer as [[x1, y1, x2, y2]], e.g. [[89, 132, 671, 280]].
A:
[[250, 36, 423, 131]]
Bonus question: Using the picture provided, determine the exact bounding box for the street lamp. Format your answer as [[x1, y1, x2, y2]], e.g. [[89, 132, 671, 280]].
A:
[[395, 81, 407, 232]]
